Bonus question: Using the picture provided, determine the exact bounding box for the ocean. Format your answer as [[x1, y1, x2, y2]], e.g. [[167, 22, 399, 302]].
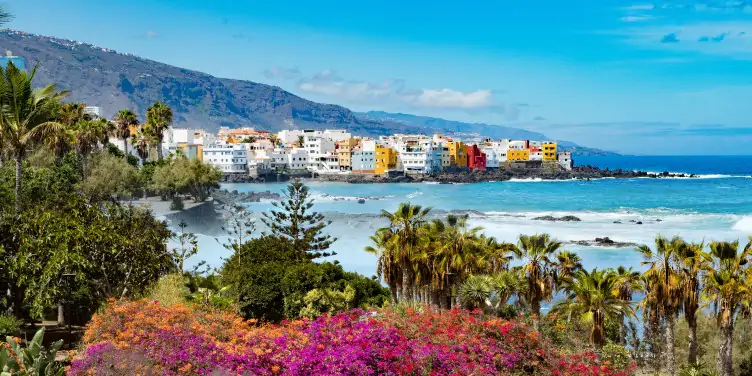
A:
[[185, 156, 752, 278]]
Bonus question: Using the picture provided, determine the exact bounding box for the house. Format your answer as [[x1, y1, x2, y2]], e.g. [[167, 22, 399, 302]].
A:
[[397, 140, 443, 175], [375, 145, 398, 175], [466, 145, 487, 170], [336, 138, 358, 171], [542, 142, 557, 161], [202, 144, 249, 174], [447, 141, 468, 168], [558, 152, 573, 171]]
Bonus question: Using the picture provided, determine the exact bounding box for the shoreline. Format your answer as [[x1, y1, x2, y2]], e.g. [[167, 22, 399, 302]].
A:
[[222, 166, 706, 184]]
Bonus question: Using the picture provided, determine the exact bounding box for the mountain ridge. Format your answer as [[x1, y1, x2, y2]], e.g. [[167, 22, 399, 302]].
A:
[[0, 29, 616, 156]]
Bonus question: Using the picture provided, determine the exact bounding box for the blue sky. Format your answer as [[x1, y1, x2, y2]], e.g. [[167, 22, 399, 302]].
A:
[[4, 0, 752, 154]]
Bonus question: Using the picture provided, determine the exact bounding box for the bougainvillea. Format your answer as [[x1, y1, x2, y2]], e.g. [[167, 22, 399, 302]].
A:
[[68, 300, 636, 376]]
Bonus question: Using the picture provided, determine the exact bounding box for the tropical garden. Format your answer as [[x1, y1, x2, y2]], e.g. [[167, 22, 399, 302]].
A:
[[2, 6, 752, 376]]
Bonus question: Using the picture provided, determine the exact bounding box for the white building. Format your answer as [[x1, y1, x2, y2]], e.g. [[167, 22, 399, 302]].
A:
[[397, 140, 443, 175], [482, 147, 500, 168], [508, 140, 528, 150], [84, 106, 100, 119], [164, 128, 195, 145], [277, 129, 351, 145], [558, 152, 573, 171], [202, 144, 248, 174]]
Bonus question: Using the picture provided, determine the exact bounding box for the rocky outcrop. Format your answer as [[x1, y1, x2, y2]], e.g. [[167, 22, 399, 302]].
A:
[[224, 166, 700, 185], [569, 237, 638, 248], [532, 215, 582, 222]]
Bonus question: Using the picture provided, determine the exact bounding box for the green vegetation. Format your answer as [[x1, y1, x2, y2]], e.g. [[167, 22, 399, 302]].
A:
[[1, 328, 64, 376], [261, 180, 337, 259], [0, 315, 21, 337]]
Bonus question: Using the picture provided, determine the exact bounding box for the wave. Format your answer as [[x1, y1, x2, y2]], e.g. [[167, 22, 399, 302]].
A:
[[732, 217, 752, 233], [406, 191, 424, 199], [310, 192, 394, 203]]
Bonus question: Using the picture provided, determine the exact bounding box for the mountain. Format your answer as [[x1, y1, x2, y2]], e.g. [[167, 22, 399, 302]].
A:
[[0, 30, 616, 156]]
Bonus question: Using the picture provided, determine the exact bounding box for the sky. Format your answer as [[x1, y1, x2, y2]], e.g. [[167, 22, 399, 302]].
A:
[[3, 0, 752, 155]]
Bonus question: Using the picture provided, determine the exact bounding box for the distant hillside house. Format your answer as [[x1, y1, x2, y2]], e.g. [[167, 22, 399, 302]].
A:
[[0, 50, 25, 70]]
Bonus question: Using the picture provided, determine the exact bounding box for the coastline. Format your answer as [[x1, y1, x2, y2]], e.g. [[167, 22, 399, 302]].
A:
[[221, 165, 705, 184]]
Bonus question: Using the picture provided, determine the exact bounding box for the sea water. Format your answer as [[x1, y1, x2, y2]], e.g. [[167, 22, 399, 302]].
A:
[[186, 156, 752, 278]]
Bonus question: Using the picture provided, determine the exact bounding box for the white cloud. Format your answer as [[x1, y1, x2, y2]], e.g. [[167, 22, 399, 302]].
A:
[[618, 21, 752, 58], [262, 66, 301, 80], [144, 31, 158, 39], [296, 70, 504, 112]]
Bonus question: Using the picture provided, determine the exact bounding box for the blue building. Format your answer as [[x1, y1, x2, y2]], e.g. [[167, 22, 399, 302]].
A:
[[0, 50, 26, 71]]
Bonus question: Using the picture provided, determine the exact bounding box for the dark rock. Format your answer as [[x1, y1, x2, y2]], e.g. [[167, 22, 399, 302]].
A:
[[532, 215, 581, 222], [357, 199, 366, 204], [635, 221, 643, 225], [613, 220, 622, 224]]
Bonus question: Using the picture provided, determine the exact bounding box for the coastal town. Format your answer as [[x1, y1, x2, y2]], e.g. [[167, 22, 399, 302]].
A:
[[96, 107, 575, 178]]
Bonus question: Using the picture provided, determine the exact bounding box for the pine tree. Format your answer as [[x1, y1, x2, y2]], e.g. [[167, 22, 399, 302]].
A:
[[261, 180, 336, 259]]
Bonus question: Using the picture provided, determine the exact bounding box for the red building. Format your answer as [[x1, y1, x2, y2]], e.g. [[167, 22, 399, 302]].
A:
[[465, 145, 487, 170]]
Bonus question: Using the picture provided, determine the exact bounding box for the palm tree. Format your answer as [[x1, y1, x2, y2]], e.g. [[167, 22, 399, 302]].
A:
[[675, 241, 709, 365], [296, 135, 305, 148], [0, 62, 68, 214], [365, 228, 399, 304], [556, 250, 583, 284], [146, 101, 172, 161], [703, 239, 752, 376], [72, 118, 108, 178], [56, 102, 89, 126], [131, 127, 152, 165], [459, 270, 526, 315], [638, 236, 685, 376], [432, 214, 484, 307], [379, 202, 431, 303], [553, 268, 634, 348], [613, 266, 643, 344], [270, 134, 281, 147], [114, 109, 138, 155], [515, 233, 562, 330]]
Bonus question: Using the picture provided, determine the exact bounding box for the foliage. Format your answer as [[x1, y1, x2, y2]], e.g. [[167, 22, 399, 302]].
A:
[[261, 180, 336, 259], [601, 344, 631, 371], [1, 328, 64, 376], [172, 221, 198, 272], [0, 61, 68, 214], [222, 236, 388, 322], [0, 315, 21, 337], [106, 143, 139, 167], [79, 151, 140, 200], [170, 195, 184, 210], [146, 274, 189, 307], [71, 299, 635, 376], [298, 285, 355, 319], [0, 168, 173, 320], [740, 351, 752, 376], [151, 157, 220, 202]]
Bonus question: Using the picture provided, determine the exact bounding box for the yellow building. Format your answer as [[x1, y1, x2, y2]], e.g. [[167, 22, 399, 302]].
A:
[[508, 149, 530, 161], [447, 141, 467, 167], [337, 138, 358, 171], [542, 142, 557, 161], [375, 145, 398, 175]]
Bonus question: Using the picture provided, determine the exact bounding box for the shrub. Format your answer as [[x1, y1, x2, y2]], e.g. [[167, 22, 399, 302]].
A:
[[602, 343, 631, 371], [147, 274, 189, 306], [0, 314, 21, 337], [170, 196, 184, 211], [71, 300, 636, 376]]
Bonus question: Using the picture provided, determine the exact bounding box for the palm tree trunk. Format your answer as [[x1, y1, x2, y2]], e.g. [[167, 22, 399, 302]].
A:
[[14, 156, 22, 215], [430, 287, 440, 307], [401, 262, 411, 304], [531, 299, 541, 331], [665, 311, 677, 376], [718, 316, 734, 376], [389, 284, 398, 305], [688, 313, 698, 364]]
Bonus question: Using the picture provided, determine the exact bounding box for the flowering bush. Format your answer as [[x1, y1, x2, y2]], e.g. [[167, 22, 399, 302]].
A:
[[68, 299, 636, 376]]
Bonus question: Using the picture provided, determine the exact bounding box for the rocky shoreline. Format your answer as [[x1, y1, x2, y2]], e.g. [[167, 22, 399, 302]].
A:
[[221, 166, 701, 184]]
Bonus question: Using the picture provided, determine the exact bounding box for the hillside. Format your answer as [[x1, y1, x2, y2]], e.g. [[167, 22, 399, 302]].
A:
[[0, 29, 616, 155]]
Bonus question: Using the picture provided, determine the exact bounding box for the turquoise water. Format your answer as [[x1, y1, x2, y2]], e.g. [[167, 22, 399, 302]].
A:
[[187, 156, 752, 278]]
